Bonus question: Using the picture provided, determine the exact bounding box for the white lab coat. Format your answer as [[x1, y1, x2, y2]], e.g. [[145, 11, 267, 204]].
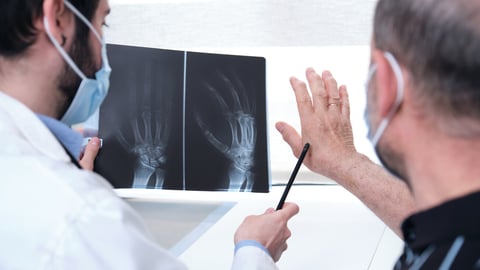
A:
[[0, 92, 277, 270]]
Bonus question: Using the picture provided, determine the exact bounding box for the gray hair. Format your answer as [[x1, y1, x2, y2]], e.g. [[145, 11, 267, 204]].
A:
[[373, 0, 480, 135]]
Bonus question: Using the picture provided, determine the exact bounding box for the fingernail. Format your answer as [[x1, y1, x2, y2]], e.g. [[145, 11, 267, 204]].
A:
[[90, 138, 99, 146], [323, 70, 331, 77]]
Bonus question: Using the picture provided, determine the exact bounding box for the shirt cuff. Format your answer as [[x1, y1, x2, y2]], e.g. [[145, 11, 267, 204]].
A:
[[235, 240, 270, 257]]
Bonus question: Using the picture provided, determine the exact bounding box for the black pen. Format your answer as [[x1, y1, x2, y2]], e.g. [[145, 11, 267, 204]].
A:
[[276, 143, 310, 210]]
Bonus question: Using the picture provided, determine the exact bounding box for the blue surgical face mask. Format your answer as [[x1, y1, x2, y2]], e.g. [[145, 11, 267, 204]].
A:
[[43, 0, 111, 126], [364, 52, 405, 147]]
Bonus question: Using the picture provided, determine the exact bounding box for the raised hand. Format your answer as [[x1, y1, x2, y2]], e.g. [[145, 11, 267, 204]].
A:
[[275, 68, 356, 181], [276, 68, 415, 236]]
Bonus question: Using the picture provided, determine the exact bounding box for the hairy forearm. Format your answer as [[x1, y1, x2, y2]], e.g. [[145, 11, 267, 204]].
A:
[[332, 153, 416, 237]]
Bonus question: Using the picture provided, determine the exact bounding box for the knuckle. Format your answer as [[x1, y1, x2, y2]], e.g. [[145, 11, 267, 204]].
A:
[[297, 94, 311, 104], [285, 228, 292, 239], [295, 80, 307, 89], [326, 76, 337, 85], [310, 72, 323, 81]]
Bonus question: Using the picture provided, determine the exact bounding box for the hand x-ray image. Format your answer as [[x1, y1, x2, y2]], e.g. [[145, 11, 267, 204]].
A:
[[186, 52, 268, 192], [95, 44, 269, 192]]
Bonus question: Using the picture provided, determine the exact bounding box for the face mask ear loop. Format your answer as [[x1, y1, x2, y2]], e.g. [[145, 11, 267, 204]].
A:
[[384, 52, 405, 110], [366, 65, 378, 85], [370, 52, 405, 146], [43, 17, 87, 81]]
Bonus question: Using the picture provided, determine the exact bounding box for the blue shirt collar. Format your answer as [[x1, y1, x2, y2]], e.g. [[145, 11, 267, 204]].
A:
[[37, 114, 83, 159]]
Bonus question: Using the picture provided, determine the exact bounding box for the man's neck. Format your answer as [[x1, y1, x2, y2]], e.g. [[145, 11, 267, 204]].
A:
[[0, 43, 63, 118], [406, 130, 480, 212]]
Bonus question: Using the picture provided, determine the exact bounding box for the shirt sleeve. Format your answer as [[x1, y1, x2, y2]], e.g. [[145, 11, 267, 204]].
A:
[[50, 193, 188, 270], [235, 240, 271, 256], [232, 240, 278, 270]]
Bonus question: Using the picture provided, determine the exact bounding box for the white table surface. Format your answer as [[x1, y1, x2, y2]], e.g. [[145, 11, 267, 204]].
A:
[[117, 185, 403, 270]]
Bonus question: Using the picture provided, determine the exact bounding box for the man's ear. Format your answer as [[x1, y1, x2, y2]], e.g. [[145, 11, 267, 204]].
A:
[[371, 49, 401, 118], [37, 0, 71, 46]]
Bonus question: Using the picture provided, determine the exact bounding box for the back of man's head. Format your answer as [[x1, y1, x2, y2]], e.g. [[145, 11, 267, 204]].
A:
[[373, 0, 480, 135], [0, 0, 99, 58]]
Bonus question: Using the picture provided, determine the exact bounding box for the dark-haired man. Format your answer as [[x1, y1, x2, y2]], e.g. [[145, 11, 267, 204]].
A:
[[277, 0, 480, 269], [0, 0, 298, 269]]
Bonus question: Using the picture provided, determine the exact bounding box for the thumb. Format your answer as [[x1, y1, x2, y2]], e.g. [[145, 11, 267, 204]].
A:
[[79, 137, 101, 171], [275, 122, 303, 158], [277, 202, 300, 220]]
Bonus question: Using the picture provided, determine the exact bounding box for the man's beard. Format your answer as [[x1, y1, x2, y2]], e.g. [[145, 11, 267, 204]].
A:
[[365, 79, 411, 188], [375, 143, 411, 188], [56, 28, 97, 119]]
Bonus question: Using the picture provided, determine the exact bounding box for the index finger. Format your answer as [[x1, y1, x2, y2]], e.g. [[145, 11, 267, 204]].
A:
[[290, 77, 314, 119], [79, 137, 101, 171]]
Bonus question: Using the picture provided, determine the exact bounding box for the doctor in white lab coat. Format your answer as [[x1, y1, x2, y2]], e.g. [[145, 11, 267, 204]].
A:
[[0, 0, 299, 269]]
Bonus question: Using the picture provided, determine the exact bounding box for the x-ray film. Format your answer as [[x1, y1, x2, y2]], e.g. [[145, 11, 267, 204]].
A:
[[95, 44, 269, 192]]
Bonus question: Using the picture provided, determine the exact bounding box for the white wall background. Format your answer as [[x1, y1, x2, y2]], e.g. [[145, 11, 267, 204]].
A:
[[106, 0, 376, 48], [104, 0, 380, 183]]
